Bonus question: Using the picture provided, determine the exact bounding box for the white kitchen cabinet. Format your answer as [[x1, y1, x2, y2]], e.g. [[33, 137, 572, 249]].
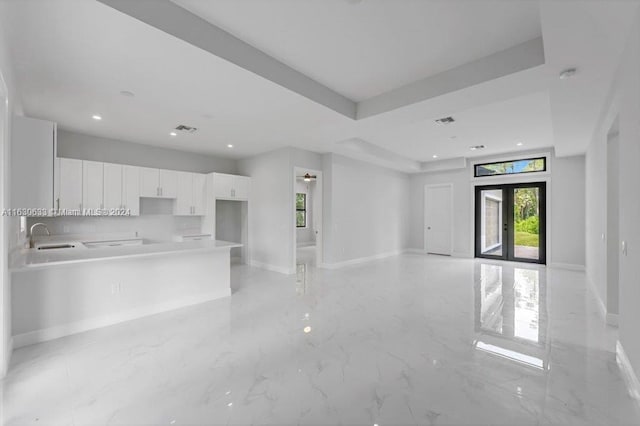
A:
[[103, 163, 140, 215], [232, 175, 250, 200], [103, 163, 123, 210], [212, 173, 250, 200], [175, 172, 192, 216], [12, 116, 56, 212], [192, 173, 206, 215], [139, 168, 177, 198], [175, 172, 206, 216], [122, 166, 140, 215], [56, 158, 82, 211], [159, 169, 177, 198], [82, 161, 104, 210], [139, 167, 159, 197]]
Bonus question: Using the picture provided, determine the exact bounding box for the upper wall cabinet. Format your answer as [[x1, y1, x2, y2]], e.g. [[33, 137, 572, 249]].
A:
[[12, 116, 56, 212], [175, 172, 206, 216], [55, 157, 82, 211], [104, 163, 140, 215], [139, 167, 178, 198], [82, 160, 104, 210], [212, 173, 250, 200]]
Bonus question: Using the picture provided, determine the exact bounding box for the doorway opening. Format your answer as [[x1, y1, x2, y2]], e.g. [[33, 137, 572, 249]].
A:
[[475, 182, 546, 264], [293, 168, 322, 269]]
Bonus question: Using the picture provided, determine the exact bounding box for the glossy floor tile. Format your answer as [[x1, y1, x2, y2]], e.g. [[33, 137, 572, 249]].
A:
[[3, 255, 640, 425]]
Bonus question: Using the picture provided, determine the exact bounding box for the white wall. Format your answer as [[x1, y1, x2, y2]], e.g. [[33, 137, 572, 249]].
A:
[[408, 152, 586, 267], [237, 148, 293, 274], [0, 1, 20, 377], [617, 16, 640, 380], [57, 130, 238, 174], [550, 155, 586, 267], [323, 153, 410, 265], [586, 11, 640, 382], [409, 167, 471, 256]]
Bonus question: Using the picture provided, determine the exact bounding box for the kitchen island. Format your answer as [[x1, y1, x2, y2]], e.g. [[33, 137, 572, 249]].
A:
[[10, 238, 241, 348]]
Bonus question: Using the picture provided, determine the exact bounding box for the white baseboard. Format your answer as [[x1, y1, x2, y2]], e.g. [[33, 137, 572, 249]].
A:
[[404, 248, 426, 255], [549, 263, 586, 271], [321, 250, 403, 269], [296, 241, 316, 248], [12, 290, 230, 349], [616, 340, 640, 400], [587, 277, 608, 322], [1, 337, 13, 379], [607, 313, 620, 326], [248, 260, 295, 275], [452, 251, 473, 259]]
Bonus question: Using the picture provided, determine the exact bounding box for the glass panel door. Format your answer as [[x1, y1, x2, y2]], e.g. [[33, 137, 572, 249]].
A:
[[478, 189, 505, 258], [513, 186, 542, 261], [475, 183, 546, 264]]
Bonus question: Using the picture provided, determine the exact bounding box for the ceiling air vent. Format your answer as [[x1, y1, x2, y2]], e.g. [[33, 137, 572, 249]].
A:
[[174, 124, 198, 134], [470, 145, 486, 151], [434, 116, 455, 125]]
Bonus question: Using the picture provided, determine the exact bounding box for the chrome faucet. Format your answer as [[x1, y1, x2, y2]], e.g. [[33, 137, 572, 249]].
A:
[[30, 222, 50, 248]]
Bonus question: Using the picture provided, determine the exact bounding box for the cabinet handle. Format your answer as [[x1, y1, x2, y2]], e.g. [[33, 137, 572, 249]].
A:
[[56, 198, 60, 210]]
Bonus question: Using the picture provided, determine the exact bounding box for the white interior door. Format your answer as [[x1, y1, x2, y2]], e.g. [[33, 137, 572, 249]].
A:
[[425, 184, 453, 255]]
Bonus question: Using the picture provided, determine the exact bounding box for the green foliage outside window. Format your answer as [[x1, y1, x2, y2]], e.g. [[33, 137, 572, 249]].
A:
[[296, 193, 306, 227]]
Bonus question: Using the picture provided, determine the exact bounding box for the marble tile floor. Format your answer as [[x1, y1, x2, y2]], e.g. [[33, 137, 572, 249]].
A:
[[3, 254, 640, 425]]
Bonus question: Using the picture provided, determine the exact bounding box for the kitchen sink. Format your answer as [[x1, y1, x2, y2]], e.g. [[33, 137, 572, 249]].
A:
[[83, 238, 145, 249], [37, 243, 77, 250]]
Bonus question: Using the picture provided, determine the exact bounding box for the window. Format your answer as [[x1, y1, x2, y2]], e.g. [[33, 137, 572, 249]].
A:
[[296, 193, 306, 227], [474, 157, 546, 178]]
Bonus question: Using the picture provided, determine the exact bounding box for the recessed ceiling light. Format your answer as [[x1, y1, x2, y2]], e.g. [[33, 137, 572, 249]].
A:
[[559, 68, 577, 79], [432, 155, 438, 159], [227, 144, 234, 148], [303, 326, 312, 333], [169, 132, 177, 136], [517, 142, 523, 146], [92, 115, 102, 120], [120, 90, 135, 97]]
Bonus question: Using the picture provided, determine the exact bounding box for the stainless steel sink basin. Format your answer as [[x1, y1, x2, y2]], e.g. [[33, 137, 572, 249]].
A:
[[37, 243, 77, 250], [83, 238, 147, 249]]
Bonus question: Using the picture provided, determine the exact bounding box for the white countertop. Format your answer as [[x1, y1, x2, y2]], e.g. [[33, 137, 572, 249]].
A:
[[10, 238, 242, 271]]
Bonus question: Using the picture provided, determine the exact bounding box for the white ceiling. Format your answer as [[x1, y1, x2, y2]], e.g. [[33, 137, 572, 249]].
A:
[[174, 0, 542, 101], [1, 0, 638, 171]]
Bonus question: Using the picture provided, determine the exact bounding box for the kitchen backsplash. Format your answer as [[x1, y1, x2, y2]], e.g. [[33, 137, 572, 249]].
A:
[[25, 198, 202, 242]]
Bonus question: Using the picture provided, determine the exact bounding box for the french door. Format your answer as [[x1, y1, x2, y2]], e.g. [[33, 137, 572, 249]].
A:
[[475, 182, 546, 264]]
